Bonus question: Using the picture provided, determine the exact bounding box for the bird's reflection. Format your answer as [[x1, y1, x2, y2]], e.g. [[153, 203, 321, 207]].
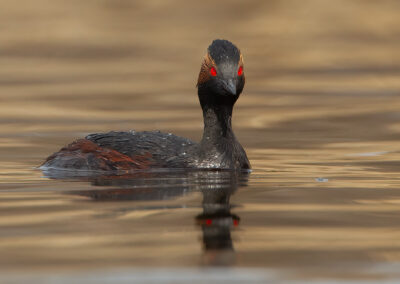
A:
[[42, 168, 249, 265], [194, 172, 246, 266]]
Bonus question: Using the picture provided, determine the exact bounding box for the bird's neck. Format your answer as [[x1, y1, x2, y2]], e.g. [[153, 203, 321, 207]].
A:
[[195, 86, 249, 169], [198, 86, 238, 148], [201, 104, 234, 143]]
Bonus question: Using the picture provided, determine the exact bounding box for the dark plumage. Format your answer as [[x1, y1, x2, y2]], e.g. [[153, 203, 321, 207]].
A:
[[208, 39, 241, 65], [41, 39, 250, 172]]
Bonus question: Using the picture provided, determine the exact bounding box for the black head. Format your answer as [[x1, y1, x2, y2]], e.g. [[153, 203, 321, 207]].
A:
[[197, 40, 245, 106]]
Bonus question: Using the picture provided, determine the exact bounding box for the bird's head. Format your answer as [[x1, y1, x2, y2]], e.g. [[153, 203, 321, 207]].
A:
[[197, 39, 245, 106]]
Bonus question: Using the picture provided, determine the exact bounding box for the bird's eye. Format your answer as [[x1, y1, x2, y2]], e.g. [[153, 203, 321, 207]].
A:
[[210, 66, 217, 76], [238, 66, 243, 76]]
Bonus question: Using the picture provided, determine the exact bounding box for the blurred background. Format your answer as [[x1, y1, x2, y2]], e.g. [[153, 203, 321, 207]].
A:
[[1, 0, 399, 153], [1, 0, 400, 283]]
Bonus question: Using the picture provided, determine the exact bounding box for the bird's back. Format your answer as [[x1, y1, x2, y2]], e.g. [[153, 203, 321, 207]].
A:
[[87, 131, 197, 167], [41, 130, 197, 171]]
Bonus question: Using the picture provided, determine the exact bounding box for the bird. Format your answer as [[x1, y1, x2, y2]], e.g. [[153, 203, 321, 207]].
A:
[[40, 39, 250, 172]]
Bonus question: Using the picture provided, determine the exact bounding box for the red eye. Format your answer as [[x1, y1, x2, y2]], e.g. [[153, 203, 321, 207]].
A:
[[210, 66, 217, 76], [238, 66, 243, 76]]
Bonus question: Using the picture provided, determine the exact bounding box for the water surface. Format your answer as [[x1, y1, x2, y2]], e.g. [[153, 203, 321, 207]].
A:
[[1, 1, 400, 283]]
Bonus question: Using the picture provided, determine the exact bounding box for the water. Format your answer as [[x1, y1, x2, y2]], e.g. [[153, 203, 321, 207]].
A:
[[1, 0, 400, 283]]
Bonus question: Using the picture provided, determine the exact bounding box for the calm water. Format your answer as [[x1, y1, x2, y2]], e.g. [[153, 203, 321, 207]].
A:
[[1, 1, 400, 283]]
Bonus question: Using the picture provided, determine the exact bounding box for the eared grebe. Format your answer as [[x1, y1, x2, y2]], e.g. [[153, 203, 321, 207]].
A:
[[41, 39, 250, 171]]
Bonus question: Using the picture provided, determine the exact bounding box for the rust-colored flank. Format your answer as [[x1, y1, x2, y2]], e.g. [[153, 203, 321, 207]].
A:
[[45, 139, 151, 171]]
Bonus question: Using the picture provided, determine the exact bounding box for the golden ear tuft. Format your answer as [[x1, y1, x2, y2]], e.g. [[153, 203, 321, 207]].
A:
[[197, 53, 217, 86], [239, 52, 244, 66]]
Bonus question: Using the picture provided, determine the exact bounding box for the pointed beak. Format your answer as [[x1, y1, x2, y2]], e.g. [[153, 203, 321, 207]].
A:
[[223, 79, 237, 96]]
